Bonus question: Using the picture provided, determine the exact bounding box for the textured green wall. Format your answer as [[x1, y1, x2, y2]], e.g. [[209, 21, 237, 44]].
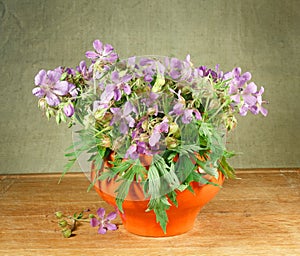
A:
[[0, 0, 299, 174]]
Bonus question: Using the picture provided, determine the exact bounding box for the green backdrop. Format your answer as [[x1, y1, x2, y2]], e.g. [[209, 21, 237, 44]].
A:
[[0, 0, 299, 174]]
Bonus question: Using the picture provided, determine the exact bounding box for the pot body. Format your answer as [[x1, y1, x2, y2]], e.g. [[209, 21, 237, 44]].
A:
[[92, 159, 224, 237]]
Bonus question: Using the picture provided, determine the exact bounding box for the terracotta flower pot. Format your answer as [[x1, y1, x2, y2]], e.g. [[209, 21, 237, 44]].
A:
[[91, 155, 225, 237]]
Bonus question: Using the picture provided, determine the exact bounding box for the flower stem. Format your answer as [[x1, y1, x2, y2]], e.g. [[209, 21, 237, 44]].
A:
[[208, 100, 229, 121]]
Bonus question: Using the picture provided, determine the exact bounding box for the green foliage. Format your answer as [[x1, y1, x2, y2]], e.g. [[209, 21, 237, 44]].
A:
[[146, 196, 171, 234]]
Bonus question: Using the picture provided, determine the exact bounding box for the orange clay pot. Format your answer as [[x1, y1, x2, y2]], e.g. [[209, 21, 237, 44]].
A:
[[91, 155, 225, 237]]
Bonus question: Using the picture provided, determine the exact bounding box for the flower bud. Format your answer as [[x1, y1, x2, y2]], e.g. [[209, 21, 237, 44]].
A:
[[63, 103, 75, 117], [100, 135, 111, 147], [181, 86, 190, 95], [62, 228, 72, 238], [165, 137, 178, 149], [139, 133, 149, 142], [38, 98, 47, 110], [55, 211, 63, 219], [58, 220, 68, 228], [141, 120, 149, 130], [169, 122, 179, 136]]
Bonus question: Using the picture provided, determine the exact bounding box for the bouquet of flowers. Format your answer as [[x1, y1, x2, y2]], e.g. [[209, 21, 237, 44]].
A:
[[32, 39, 268, 232]]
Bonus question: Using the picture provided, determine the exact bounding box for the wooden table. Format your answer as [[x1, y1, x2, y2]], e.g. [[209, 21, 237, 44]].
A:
[[1, 169, 299, 256]]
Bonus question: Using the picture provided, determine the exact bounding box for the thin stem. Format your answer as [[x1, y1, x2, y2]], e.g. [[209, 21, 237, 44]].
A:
[[208, 100, 229, 121]]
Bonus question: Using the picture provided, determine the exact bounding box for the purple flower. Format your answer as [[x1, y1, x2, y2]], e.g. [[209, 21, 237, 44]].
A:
[[32, 69, 69, 106], [167, 56, 192, 81], [169, 89, 202, 124], [125, 144, 139, 159], [149, 118, 169, 147], [76, 61, 93, 81], [250, 87, 268, 116], [63, 103, 75, 117], [110, 71, 132, 101], [141, 92, 159, 107], [224, 67, 252, 87], [110, 101, 137, 134], [182, 109, 202, 124], [229, 81, 257, 106], [85, 39, 118, 63], [140, 58, 165, 82], [90, 208, 117, 234]]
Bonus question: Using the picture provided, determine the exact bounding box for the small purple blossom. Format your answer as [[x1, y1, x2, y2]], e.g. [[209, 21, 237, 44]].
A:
[[182, 108, 202, 124], [110, 101, 137, 134], [250, 87, 268, 116], [149, 118, 169, 147], [90, 208, 117, 234], [76, 61, 93, 81], [110, 71, 132, 101], [169, 89, 202, 124], [224, 67, 252, 87], [229, 81, 257, 106], [32, 69, 69, 106], [85, 39, 118, 63]]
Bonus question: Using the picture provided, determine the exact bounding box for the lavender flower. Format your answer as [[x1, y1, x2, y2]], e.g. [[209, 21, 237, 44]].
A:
[[182, 108, 202, 124], [32, 69, 69, 106], [229, 81, 258, 106], [250, 87, 268, 116], [110, 71, 132, 101], [169, 89, 202, 124], [224, 67, 252, 87], [76, 61, 93, 81], [149, 118, 169, 147], [90, 208, 117, 234], [85, 39, 118, 63], [110, 101, 137, 134]]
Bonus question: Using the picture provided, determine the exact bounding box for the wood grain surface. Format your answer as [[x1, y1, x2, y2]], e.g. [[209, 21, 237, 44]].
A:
[[0, 169, 299, 256]]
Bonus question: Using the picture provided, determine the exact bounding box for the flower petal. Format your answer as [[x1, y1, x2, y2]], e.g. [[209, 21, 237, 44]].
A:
[[93, 39, 103, 53], [98, 225, 107, 234], [53, 81, 69, 96], [47, 70, 61, 83], [96, 208, 105, 219], [34, 70, 46, 86], [103, 44, 114, 55], [45, 92, 60, 106], [111, 71, 120, 83], [32, 87, 45, 97], [85, 51, 99, 59], [244, 82, 257, 94], [123, 102, 133, 116], [121, 74, 132, 83], [243, 94, 257, 106], [105, 222, 117, 231], [260, 106, 268, 116], [122, 84, 131, 95], [106, 211, 117, 221], [90, 218, 100, 227], [149, 131, 161, 147]]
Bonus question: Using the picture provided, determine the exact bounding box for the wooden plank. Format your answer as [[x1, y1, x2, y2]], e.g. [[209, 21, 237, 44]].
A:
[[0, 170, 299, 255]]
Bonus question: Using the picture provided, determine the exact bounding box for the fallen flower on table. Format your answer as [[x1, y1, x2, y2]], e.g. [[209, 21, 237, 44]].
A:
[[55, 208, 118, 238]]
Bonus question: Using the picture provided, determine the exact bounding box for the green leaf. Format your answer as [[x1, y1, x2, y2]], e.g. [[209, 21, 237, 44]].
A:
[[147, 196, 170, 234], [174, 154, 195, 183]]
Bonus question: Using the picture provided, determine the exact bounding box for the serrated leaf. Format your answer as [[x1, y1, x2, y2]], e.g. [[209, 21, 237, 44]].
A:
[[147, 196, 170, 234]]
